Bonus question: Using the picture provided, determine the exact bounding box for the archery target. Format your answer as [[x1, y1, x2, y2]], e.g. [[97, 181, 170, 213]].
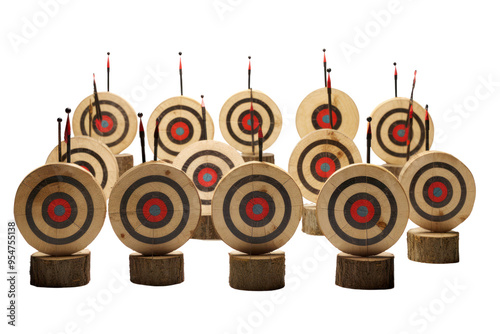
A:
[[399, 151, 475, 232], [219, 90, 282, 153], [317, 164, 409, 256], [73, 92, 137, 154], [370, 97, 434, 164], [288, 129, 362, 203], [296, 87, 359, 139], [46, 136, 119, 199], [108, 161, 201, 255], [172, 140, 245, 216], [212, 162, 302, 254], [13, 163, 106, 256], [147, 96, 215, 162]]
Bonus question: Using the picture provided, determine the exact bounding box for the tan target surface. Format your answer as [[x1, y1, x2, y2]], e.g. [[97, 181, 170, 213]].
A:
[[399, 151, 475, 232], [73, 92, 137, 154], [14, 163, 106, 256], [317, 164, 409, 256]]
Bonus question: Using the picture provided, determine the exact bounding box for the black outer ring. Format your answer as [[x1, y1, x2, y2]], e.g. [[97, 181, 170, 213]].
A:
[[238, 191, 276, 228], [166, 117, 194, 145], [422, 176, 453, 208], [311, 104, 342, 130], [62, 148, 109, 189], [135, 192, 174, 229], [193, 163, 222, 192], [310, 152, 341, 183], [41, 192, 78, 229], [343, 193, 381, 230]]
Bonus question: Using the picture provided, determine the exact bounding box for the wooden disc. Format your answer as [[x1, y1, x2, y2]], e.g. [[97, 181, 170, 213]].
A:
[[370, 98, 434, 165], [147, 96, 215, 161], [173, 140, 244, 216], [407, 228, 459, 263], [129, 251, 184, 286], [288, 129, 362, 203], [229, 250, 285, 291], [14, 163, 106, 256], [46, 136, 119, 199], [241, 152, 275, 164], [335, 252, 394, 290], [219, 90, 282, 153], [108, 161, 201, 255], [296, 87, 359, 139], [73, 92, 137, 154], [399, 151, 475, 232], [317, 164, 409, 256], [212, 162, 302, 254]]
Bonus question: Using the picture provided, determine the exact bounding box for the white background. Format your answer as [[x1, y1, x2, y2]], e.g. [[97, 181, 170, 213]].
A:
[[1, 0, 497, 333]]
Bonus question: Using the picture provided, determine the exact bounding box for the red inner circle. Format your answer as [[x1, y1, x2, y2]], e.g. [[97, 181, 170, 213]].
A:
[[48, 198, 72, 222], [315, 157, 336, 179], [79, 165, 90, 172], [245, 197, 270, 221], [350, 199, 375, 223], [392, 124, 408, 142], [316, 108, 337, 129], [95, 115, 114, 133], [197, 167, 218, 188], [428, 182, 448, 202], [142, 198, 168, 223], [241, 113, 260, 131], [171, 121, 190, 141]]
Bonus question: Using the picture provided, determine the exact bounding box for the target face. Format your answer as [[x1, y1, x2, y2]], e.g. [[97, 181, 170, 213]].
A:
[[288, 129, 362, 203], [219, 90, 282, 153], [147, 96, 215, 162], [46, 136, 119, 199], [108, 161, 201, 255], [212, 162, 302, 254], [73, 92, 137, 154], [399, 151, 475, 232], [13, 163, 106, 256], [173, 140, 245, 216], [370, 98, 434, 165], [317, 164, 409, 256], [296, 87, 359, 139]]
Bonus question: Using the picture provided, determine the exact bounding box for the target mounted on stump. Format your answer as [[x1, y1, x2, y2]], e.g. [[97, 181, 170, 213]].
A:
[[219, 90, 282, 153], [212, 162, 302, 254], [109, 161, 201, 255], [370, 98, 434, 165], [14, 163, 106, 256], [295, 87, 359, 139], [317, 164, 409, 256], [147, 96, 215, 161], [399, 151, 475, 232], [288, 129, 362, 203], [46, 136, 119, 199], [73, 92, 137, 154], [173, 140, 245, 216]]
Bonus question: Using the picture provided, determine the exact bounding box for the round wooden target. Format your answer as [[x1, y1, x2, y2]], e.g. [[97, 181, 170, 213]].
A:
[[288, 129, 362, 203], [173, 140, 245, 216], [73, 92, 137, 154], [212, 162, 302, 254], [108, 161, 201, 255], [399, 151, 475, 232], [296, 87, 359, 139], [46, 136, 119, 199], [219, 90, 282, 153], [13, 163, 106, 256], [147, 96, 215, 162], [370, 98, 434, 165], [317, 164, 409, 256]]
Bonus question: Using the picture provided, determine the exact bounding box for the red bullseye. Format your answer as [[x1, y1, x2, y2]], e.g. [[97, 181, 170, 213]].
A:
[[95, 115, 114, 133], [142, 198, 168, 223], [428, 181, 448, 202], [350, 199, 375, 223], [198, 167, 218, 188], [171, 122, 190, 141], [316, 108, 337, 129], [47, 198, 71, 222], [315, 157, 336, 179], [241, 113, 260, 131], [392, 124, 408, 142], [245, 197, 270, 221]]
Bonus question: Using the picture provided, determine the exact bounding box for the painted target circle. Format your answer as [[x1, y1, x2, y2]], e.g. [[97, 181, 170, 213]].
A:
[[370, 97, 434, 165], [296, 87, 359, 139], [147, 96, 215, 161], [73, 92, 137, 154], [288, 129, 362, 203], [13, 163, 107, 256], [211, 162, 303, 254], [46, 136, 119, 199], [108, 161, 201, 255], [316, 164, 409, 256], [173, 140, 245, 216], [219, 90, 282, 153], [399, 151, 475, 232]]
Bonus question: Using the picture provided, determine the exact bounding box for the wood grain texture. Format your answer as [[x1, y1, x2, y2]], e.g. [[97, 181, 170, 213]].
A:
[[407, 228, 459, 263], [336, 252, 394, 290], [381, 164, 404, 178], [191, 215, 220, 240], [241, 152, 275, 164], [115, 153, 134, 177], [30, 249, 90, 287], [302, 203, 323, 235], [229, 250, 285, 291], [129, 251, 184, 286]]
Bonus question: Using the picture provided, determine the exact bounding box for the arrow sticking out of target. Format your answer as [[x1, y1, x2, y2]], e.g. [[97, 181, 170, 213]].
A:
[[107, 52, 110, 92], [404, 70, 417, 161], [425, 104, 430, 151], [323, 49, 327, 87], [248, 56, 251, 90], [92, 74, 103, 122], [154, 117, 160, 161], [326, 68, 334, 129], [138, 113, 146, 163], [250, 89, 255, 154], [179, 52, 183, 96], [201, 95, 207, 141], [258, 126, 263, 162], [394, 62, 398, 97], [88, 98, 93, 137], [367, 117, 372, 163], [64, 108, 72, 163]]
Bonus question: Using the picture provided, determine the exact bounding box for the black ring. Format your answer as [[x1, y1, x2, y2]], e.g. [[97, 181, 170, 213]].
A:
[[311, 104, 342, 130], [238, 191, 276, 228], [135, 192, 174, 229]]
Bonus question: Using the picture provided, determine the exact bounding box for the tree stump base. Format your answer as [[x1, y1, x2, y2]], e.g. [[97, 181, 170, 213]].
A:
[[302, 203, 323, 235], [30, 249, 91, 288], [191, 215, 220, 240], [335, 252, 394, 290], [115, 153, 134, 177], [407, 228, 459, 263], [241, 152, 275, 164], [229, 251, 285, 291], [381, 164, 404, 179], [129, 251, 184, 286]]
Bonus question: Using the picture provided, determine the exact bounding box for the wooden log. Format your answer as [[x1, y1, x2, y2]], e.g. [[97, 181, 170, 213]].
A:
[[191, 215, 220, 240], [115, 153, 134, 177], [302, 203, 323, 235], [30, 249, 91, 287], [229, 251, 285, 291], [407, 228, 459, 263], [241, 152, 275, 164], [381, 163, 403, 178], [335, 252, 394, 290], [129, 251, 184, 286]]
